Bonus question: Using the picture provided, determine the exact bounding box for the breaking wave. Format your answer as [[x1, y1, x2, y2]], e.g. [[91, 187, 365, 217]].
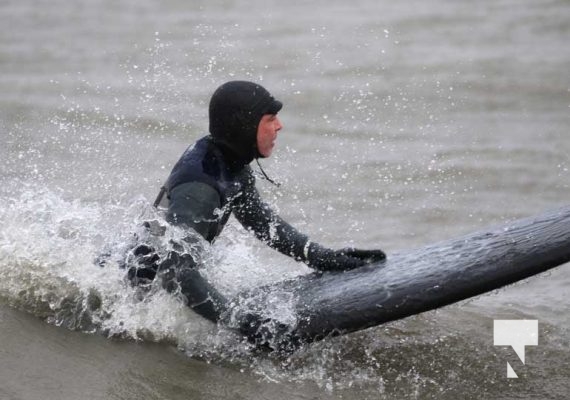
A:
[[1, 182, 566, 398]]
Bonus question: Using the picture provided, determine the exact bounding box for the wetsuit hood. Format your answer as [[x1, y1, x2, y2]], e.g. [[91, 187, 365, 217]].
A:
[[209, 81, 282, 168]]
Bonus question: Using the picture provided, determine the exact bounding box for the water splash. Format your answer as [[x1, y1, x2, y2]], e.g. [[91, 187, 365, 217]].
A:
[[2, 183, 565, 397], [0, 185, 199, 342], [0, 183, 303, 353]]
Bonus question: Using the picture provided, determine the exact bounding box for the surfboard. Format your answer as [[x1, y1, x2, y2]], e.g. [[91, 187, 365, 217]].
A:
[[228, 206, 570, 350]]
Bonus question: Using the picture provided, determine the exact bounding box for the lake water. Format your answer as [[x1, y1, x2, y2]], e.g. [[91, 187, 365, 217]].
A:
[[1, 0, 570, 399]]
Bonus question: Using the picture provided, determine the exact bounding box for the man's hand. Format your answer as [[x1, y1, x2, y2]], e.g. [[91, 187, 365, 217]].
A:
[[337, 248, 386, 264], [305, 243, 386, 272], [127, 244, 161, 284]]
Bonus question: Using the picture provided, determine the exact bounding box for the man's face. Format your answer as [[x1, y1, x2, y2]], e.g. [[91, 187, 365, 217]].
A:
[[256, 114, 283, 157]]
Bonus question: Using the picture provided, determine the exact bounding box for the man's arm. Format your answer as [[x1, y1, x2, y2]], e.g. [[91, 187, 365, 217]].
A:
[[232, 174, 385, 270], [233, 181, 309, 261], [161, 183, 230, 323]]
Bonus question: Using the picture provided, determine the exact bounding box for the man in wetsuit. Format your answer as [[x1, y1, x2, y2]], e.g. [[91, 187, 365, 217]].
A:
[[134, 80, 385, 328]]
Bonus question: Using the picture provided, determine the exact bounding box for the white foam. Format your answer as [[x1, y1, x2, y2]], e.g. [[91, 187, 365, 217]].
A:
[[0, 183, 305, 357]]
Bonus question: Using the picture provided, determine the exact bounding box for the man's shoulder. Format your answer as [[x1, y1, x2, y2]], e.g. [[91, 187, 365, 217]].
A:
[[166, 135, 220, 190], [183, 135, 211, 155]]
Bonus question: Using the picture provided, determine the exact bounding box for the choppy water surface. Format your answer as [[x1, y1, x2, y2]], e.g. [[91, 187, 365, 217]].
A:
[[1, 0, 569, 399]]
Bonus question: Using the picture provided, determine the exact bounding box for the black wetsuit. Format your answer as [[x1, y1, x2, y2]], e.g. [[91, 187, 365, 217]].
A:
[[130, 81, 385, 345], [165, 135, 309, 261]]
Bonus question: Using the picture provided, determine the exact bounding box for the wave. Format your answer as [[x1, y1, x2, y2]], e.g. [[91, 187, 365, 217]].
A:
[[0, 183, 305, 355], [2, 183, 567, 396], [0, 185, 175, 336]]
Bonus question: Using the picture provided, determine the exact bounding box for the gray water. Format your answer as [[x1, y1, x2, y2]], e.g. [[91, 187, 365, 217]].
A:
[[1, 0, 570, 399]]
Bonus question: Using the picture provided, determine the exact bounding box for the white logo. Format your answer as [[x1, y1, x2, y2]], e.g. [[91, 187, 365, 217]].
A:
[[493, 320, 538, 378]]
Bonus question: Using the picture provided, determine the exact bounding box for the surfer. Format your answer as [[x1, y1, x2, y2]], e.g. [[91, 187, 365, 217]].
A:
[[128, 81, 385, 336]]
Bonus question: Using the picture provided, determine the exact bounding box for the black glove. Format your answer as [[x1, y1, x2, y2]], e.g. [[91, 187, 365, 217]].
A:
[[339, 248, 386, 264], [305, 242, 386, 272], [126, 244, 161, 284]]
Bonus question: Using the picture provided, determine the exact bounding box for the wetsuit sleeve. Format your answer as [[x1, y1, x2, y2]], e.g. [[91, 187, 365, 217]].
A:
[[166, 182, 221, 240], [232, 179, 309, 261], [232, 171, 386, 271]]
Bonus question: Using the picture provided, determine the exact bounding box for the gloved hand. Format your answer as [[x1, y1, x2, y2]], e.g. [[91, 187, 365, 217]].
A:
[[127, 244, 161, 284], [338, 248, 386, 264], [305, 242, 386, 272]]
